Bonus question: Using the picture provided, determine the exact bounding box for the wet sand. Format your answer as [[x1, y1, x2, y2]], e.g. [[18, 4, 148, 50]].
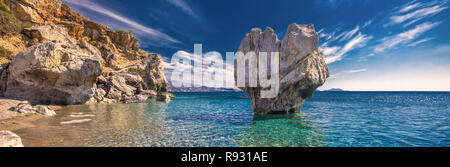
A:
[[0, 98, 70, 146]]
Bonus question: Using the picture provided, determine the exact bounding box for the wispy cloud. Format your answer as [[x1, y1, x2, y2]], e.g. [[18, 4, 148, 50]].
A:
[[318, 30, 335, 41], [330, 68, 367, 79], [398, 1, 423, 13], [337, 26, 360, 42], [389, 2, 447, 27], [362, 19, 373, 28], [323, 33, 372, 64], [374, 22, 440, 52], [167, 0, 197, 18], [321, 46, 340, 57], [408, 37, 434, 46], [63, 0, 180, 44], [345, 69, 367, 73], [163, 50, 235, 88]]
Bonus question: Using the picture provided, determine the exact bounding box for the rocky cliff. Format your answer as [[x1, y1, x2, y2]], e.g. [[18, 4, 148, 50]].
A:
[[0, 0, 169, 105], [235, 23, 329, 114]]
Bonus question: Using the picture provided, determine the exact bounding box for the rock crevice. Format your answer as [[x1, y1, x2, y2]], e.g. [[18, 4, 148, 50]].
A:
[[0, 0, 171, 104]]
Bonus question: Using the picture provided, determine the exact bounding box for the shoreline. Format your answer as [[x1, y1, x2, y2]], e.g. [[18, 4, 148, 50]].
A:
[[0, 98, 66, 132]]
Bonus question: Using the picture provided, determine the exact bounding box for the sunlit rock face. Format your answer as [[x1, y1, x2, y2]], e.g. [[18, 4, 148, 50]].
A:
[[235, 23, 329, 114], [0, 130, 23, 147], [5, 38, 102, 105], [0, 0, 170, 104]]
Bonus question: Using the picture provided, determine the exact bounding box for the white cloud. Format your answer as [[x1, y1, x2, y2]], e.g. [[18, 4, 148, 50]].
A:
[[408, 37, 434, 46], [63, 0, 180, 44], [345, 69, 367, 73], [164, 50, 235, 88], [320, 46, 340, 57], [362, 19, 373, 28], [374, 22, 440, 52], [390, 3, 447, 26], [167, 0, 197, 18], [329, 68, 367, 79], [338, 26, 359, 42], [398, 2, 423, 13], [318, 30, 335, 41], [317, 28, 324, 34], [324, 33, 373, 64]]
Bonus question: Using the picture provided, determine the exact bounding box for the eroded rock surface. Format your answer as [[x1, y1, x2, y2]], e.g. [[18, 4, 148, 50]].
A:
[[0, 130, 23, 147], [5, 38, 102, 104], [235, 23, 329, 114], [0, 0, 170, 105], [14, 102, 56, 116]]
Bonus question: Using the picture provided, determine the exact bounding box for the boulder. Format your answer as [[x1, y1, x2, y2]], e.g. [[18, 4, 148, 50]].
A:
[[99, 72, 164, 103], [234, 23, 329, 114], [35, 105, 56, 116], [0, 0, 171, 105], [4, 38, 102, 105], [14, 2, 44, 24], [156, 92, 171, 102], [14, 102, 56, 116], [0, 130, 24, 147], [123, 94, 149, 103], [23, 25, 70, 42]]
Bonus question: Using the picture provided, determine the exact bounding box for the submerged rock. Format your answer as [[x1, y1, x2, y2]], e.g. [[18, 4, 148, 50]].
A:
[[14, 102, 56, 116], [0, 131, 24, 147], [235, 23, 329, 114], [156, 92, 172, 102]]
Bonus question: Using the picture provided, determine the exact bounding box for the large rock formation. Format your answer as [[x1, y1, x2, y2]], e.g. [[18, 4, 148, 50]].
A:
[[0, 0, 170, 104], [235, 23, 329, 114]]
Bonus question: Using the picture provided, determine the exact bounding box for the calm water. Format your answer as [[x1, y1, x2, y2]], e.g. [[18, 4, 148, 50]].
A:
[[16, 92, 450, 147]]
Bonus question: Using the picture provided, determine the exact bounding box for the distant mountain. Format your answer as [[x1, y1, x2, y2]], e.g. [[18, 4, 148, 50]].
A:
[[324, 88, 346, 91]]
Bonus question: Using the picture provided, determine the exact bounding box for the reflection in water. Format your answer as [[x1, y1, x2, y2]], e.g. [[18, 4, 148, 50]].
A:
[[14, 93, 324, 147], [16, 100, 170, 146], [86, 101, 170, 146], [236, 113, 325, 147], [14, 92, 450, 147]]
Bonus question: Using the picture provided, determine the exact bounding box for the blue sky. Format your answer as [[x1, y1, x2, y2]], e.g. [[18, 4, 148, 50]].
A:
[[63, 0, 450, 91]]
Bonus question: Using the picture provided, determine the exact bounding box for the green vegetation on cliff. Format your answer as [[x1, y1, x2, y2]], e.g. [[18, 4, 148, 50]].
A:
[[0, 2, 11, 14], [0, 1, 24, 34]]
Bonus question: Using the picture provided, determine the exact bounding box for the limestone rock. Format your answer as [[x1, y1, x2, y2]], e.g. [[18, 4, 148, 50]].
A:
[[0, 0, 171, 105], [0, 131, 23, 147], [93, 87, 106, 102], [14, 2, 44, 24], [140, 89, 157, 97], [15, 103, 36, 114], [35, 105, 56, 116], [23, 25, 70, 42], [156, 92, 171, 102], [4, 39, 102, 105], [14, 102, 56, 116], [235, 23, 329, 114], [123, 94, 149, 103]]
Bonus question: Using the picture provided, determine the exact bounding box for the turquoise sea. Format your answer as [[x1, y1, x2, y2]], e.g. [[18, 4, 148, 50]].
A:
[[17, 92, 450, 147]]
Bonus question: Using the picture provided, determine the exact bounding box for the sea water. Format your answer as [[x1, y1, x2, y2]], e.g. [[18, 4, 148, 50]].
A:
[[15, 92, 450, 147]]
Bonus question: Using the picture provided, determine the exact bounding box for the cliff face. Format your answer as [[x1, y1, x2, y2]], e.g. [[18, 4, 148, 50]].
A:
[[0, 0, 169, 104], [235, 23, 329, 114]]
